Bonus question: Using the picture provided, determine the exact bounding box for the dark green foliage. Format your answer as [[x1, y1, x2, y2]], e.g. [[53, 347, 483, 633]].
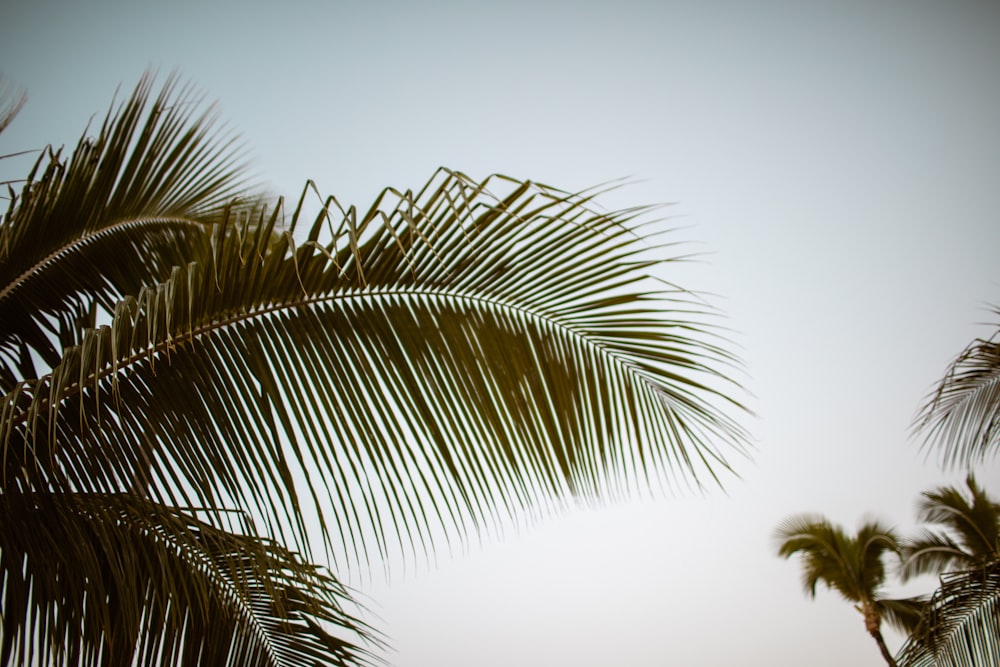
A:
[[915, 308, 1000, 467], [776, 516, 924, 667], [0, 73, 748, 665], [895, 558, 1000, 667], [901, 474, 1000, 580]]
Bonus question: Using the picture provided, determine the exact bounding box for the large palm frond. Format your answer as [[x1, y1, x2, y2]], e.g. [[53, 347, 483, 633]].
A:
[[0, 492, 380, 667], [4, 167, 749, 568], [895, 558, 1000, 667], [915, 309, 1000, 466], [0, 71, 250, 392], [1, 73, 750, 665]]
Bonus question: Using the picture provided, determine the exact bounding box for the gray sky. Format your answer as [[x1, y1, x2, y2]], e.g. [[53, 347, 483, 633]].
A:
[[3, 1, 1000, 665]]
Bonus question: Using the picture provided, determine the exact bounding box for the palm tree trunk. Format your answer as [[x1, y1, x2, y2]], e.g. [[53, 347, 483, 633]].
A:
[[862, 603, 899, 667], [869, 629, 899, 667]]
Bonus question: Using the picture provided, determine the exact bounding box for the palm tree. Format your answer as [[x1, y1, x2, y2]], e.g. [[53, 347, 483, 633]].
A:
[[775, 515, 925, 667], [900, 474, 1000, 580], [0, 73, 750, 666], [894, 476, 1000, 667], [903, 316, 1000, 666], [914, 307, 1000, 467]]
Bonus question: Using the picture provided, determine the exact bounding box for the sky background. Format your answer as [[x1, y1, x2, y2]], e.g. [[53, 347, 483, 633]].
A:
[[3, 1, 1000, 665]]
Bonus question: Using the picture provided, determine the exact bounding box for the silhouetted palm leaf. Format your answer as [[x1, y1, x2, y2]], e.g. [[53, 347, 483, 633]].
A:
[[896, 559, 1000, 667], [5, 167, 750, 563], [776, 515, 925, 666], [0, 492, 380, 667], [0, 76, 26, 137], [0, 71, 250, 392], [901, 475, 1000, 580], [915, 309, 1000, 466], [1, 73, 749, 665]]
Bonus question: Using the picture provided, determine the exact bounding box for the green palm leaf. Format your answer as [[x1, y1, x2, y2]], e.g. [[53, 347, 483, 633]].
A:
[[1, 73, 750, 665], [0, 71, 250, 391], [0, 492, 381, 667], [5, 168, 748, 566], [915, 308, 1000, 466], [0, 76, 26, 138], [901, 475, 1000, 580], [896, 558, 1000, 667], [776, 514, 925, 666]]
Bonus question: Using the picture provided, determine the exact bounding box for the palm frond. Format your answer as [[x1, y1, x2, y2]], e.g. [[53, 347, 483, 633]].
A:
[[0, 492, 382, 667], [901, 530, 970, 581], [914, 309, 1000, 466], [0, 72, 252, 391], [895, 559, 1000, 667], [775, 515, 901, 605], [3, 168, 749, 571], [902, 475, 1000, 579], [776, 515, 847, 598], [877, 596, 928, 636], [0, 76, 26, 137]]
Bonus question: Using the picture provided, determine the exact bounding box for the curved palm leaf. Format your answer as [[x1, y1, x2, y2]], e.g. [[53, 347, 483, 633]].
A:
[[914, 308, 1000, 466], [4, 168, 749, 568], [895, 558, 1000, 667], [901, 475, 1000, 580], [879, 597, 929, 637], [776, 515, 925, 666], [776, 515, 898, 604], [0, 492, 381, 667], [0, 76, 26, 138], [0, 72, 251, 391], [1, 74, 750, 665]]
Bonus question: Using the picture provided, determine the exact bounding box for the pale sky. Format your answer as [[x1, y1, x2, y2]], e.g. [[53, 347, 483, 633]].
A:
[[3, 1, 1000, 665]]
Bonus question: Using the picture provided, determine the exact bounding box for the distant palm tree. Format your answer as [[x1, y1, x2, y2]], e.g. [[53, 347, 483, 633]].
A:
[[0, 73, 749, 666], [915, 307, 1000, 467], [901, 474, 1000, 580], [895, 476, 1000, 667], [901, 312, 1000, 666], [776, 516, 924, 667]]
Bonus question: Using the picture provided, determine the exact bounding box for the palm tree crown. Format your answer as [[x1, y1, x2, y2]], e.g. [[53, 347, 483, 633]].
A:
[[901, 474, 1000, 581], [776, 515, 924, 667], [0, 73, 750, 666]]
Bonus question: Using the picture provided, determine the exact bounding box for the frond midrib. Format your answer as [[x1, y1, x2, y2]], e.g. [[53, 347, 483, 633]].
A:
[[4, 281, 720, 435], [0, 215, 209, 304]]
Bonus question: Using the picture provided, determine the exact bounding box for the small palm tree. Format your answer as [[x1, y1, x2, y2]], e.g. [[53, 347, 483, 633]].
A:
[[901, 474, 1000, 580], [776, 515, 924, 667]]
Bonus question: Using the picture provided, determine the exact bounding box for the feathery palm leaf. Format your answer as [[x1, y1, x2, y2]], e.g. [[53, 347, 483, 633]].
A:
[[879, 597, 929, 637], [901, 475, 1000, 580], [4, 168, 749, 567], [2, 73, 749, 665], [0, 492, 380, 667], [776, 515, 925, 666], [776, 515, 896, 606], [0, 76, 26, 139], [0, 71, 250, 392], [915, 308, 1000, 466], [895, 558, 1000, 667]]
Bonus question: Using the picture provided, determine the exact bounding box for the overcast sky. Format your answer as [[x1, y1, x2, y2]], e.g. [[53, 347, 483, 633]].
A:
[[3, 1, 1000, 665]]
